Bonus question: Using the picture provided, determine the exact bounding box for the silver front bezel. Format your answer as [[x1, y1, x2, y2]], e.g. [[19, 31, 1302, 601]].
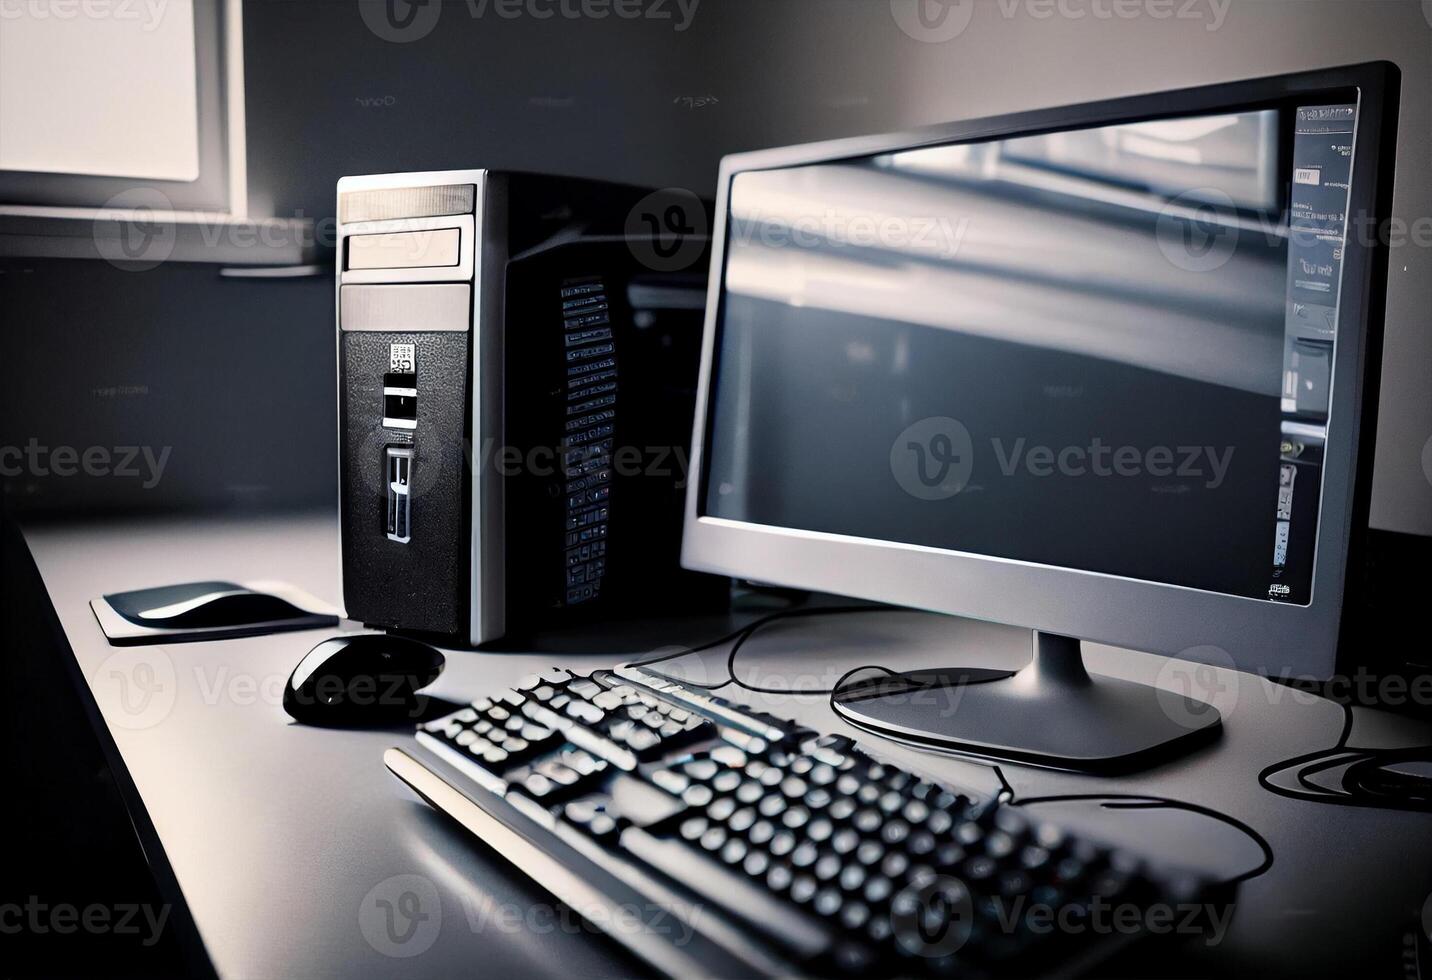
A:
[[682, 65, 1392, 681], [335, 170, 507, 645]]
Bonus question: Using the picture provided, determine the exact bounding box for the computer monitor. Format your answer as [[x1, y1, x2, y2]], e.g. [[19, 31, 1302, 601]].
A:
[[682, 63, 1397, 770]]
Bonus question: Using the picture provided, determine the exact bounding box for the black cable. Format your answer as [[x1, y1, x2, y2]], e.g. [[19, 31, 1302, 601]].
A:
[[638, 603, 1280, 888], [630, 602, 897, 691], [624, 610, 808, 686], [1001, 792, 1275, 885], [1257, 701, 1432, 812], [724, 606, 908, 694], [625, 593, 815, 671]]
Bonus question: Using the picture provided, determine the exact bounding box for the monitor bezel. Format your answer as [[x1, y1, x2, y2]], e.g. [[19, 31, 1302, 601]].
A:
[[682, 62, 1397, 681]]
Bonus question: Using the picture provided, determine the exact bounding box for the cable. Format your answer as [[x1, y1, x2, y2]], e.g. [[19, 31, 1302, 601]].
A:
[[625, 592, 814, 671], [724, 606, 909, 694], [637, 601, 1280, 888], [1257, 701, 1432, 812], [649, 606, 1277, 888], [1001, 792, 1275, 885], [629, 602, 898, 691]]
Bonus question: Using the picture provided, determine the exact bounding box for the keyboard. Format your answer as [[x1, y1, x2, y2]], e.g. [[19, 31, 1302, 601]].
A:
[[385, 664, 1214, 977]]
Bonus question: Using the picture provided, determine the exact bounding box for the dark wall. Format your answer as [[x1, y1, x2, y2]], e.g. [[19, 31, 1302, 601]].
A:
[[243, 0, 732, 220], [4, 0, 1430, 532], [0, 261, 332, 514]]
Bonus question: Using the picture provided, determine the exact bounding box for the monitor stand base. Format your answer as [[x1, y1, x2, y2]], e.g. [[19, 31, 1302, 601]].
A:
[[831, 631, 1222, 773]]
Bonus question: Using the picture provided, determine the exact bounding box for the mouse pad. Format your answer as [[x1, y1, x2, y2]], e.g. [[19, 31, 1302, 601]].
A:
[[91, 579, 339, 645]]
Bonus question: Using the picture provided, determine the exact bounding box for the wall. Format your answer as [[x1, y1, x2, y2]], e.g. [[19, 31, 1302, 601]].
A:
[[3, 0, 1428, 532]]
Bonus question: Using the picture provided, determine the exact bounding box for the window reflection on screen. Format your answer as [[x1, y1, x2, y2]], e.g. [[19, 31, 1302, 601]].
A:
[[703, 105, 1357, 604]]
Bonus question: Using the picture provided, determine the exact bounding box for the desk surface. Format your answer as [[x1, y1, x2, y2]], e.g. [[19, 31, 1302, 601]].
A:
[[23, 513, 1432, 978]]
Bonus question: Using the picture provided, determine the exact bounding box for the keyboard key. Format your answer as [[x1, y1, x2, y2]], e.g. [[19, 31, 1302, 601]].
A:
[[568, 679, 602, 699], [881, 820, 910, 845], [708, 798, 737, 822], [710, 744, 747, 768], [625, 728, 661, 755], [712, 770, 741, 793], [804, 788, 833, 809], [790, 876, 817, 904], [757, 795, 787, 818], [840, 901, 870, 929], [651, 770, 689, 796], [565, 701, 604, 725], [749, 820, 775, 845], [593, 690, 625, 710], [685, 759, 718, 781], [863, 875, 893, 904], [621, 828, 830, 959], [814, 887, 843, 917]]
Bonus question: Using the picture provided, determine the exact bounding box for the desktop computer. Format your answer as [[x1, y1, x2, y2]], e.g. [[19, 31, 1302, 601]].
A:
[[335, 171, 723, 645], [387, 63, 1399, 975], [682, 61, 1398, 770]]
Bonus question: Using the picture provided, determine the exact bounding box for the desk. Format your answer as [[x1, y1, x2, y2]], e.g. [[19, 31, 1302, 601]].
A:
[[20, 514, 1432, 978]]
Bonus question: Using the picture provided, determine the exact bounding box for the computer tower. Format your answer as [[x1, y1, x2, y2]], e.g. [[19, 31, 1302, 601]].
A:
[[336, 170, 723, 645]]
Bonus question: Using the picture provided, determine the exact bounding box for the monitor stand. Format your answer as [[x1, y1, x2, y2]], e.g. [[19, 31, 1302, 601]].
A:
[[830, 631, 1222, 773]]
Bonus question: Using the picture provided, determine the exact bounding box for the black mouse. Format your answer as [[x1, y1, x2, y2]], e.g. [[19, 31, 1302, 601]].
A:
[[284, 634, 445, 726]]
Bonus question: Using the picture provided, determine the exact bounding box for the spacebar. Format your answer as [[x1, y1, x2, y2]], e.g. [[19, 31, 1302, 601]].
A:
[[619, 827, 831, 960]]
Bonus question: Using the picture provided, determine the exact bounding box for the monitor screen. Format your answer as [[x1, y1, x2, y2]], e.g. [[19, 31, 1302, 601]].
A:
[[702, 101, 1359, 605]]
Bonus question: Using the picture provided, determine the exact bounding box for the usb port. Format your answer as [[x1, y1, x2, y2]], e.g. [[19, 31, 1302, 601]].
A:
[[383, 372, 417, 430], [386, 447, 412, 543]]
